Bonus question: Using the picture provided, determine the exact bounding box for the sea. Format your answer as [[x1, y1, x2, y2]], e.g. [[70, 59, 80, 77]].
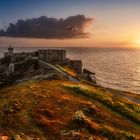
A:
[[1, 47, 140, 94]]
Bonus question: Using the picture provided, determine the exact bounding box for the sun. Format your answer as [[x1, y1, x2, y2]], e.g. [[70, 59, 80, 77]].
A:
[[131, 36, 140, 47], [134, 38, 140, 45]]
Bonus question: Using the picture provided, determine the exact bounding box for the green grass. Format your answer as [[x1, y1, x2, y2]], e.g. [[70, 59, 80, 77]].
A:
[[63, 84, 140, 125]]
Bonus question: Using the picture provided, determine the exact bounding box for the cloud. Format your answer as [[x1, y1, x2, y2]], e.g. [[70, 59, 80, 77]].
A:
[[0, 15, 93, 39]]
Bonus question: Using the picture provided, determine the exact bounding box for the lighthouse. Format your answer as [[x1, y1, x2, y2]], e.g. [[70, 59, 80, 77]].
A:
[[4, 45, 14, 57], [8, 45, 14, 55]]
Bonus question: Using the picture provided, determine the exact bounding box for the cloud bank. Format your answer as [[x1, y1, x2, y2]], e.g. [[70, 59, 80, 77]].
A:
[[0, 15, 93, 39]]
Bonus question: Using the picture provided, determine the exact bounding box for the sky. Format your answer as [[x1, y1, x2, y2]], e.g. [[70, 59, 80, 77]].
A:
[[0, 0, 140, 48]]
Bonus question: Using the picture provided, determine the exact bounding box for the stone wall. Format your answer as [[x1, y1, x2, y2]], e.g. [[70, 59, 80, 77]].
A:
[[69, 60, 82, 74], [38, 50, 66, 63]]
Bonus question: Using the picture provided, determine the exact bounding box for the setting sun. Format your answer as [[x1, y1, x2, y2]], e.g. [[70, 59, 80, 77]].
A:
[[134, 38, 140, 46]]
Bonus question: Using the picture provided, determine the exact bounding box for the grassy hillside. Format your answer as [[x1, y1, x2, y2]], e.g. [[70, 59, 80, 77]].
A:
[[0, 80, 140, 139]]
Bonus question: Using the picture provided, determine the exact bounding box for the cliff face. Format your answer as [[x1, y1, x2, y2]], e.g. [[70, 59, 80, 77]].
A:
[[0, 80, 140, 139]]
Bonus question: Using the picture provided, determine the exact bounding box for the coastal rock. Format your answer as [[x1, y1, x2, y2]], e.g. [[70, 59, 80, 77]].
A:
[[73, 110, 86, 124], [0, 135, 9, 140]]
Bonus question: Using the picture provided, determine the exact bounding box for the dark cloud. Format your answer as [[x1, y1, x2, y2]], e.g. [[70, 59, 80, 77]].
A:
[[0, 15, 93, 39]]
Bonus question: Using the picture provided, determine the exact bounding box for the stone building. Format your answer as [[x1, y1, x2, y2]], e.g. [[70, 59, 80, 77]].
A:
[[38, 49, 66, 63], [69, 60, 82, 74], [83, 69, 96, 83], [8, 63, 15, 73], [0, 59, 4, 73]]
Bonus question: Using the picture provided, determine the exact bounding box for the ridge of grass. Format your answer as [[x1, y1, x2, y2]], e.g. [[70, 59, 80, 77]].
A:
[[63, 84, 140, 125]]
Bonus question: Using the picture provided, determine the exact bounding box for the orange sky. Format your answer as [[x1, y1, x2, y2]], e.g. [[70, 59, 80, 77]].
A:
[[1, 0, 140, 48]]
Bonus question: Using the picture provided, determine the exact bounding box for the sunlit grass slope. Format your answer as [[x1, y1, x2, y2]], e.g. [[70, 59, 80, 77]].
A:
[[0, 80, 140, 139]]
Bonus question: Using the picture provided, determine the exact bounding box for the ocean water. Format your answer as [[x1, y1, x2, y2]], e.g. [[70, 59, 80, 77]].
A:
[[1, 47, 140, 94]]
